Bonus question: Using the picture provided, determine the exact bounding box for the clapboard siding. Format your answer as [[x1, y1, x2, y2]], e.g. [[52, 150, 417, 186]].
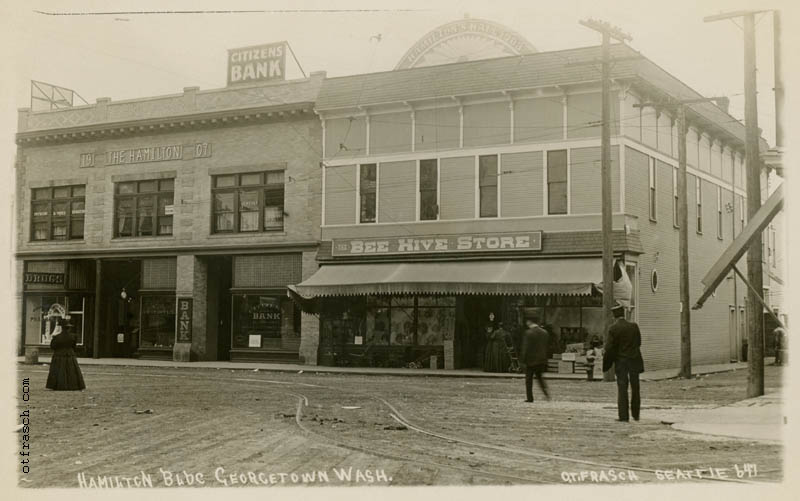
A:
[[324, 164, 356, 225], [440, 156, 475, 220], [569, 146, 620, 214], [378, 160, 416, 223], [500, 151, 543, 217]]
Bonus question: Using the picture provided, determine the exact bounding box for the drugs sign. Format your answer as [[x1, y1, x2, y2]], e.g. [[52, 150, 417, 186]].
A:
[[227, 42, 286, 85]]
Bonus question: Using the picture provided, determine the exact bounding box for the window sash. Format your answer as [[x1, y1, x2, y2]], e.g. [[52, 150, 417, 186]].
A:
[[649, 158, 657, 220], [30, 185, 85, 241], [359, 164, 377, 223], [211, 171, 285, 233], [113, 181, 174, 238], [419, 160, 438, 221]]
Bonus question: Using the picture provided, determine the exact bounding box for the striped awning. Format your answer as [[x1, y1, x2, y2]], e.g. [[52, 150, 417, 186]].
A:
[[288, 258, 601, 299]]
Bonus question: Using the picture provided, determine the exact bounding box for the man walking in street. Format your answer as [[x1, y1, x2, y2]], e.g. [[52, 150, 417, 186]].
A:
[[521, 316, 550, 402], [603, 304, 644, 421]]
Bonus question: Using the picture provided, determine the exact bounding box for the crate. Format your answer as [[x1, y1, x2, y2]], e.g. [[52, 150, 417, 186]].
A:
[[558, 360, 574, 374]]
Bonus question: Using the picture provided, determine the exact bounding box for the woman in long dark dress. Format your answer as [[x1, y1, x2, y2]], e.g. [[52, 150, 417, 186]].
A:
[[483, 323, 513, 373], [46, 318, 86, 391]]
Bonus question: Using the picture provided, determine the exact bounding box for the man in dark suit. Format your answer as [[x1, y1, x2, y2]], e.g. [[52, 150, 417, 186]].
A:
[[603, 304, 645, 421], [521, 316, 550, 402]]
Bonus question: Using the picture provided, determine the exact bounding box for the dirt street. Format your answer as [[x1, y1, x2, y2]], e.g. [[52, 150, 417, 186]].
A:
[[16, 363, 783, 487]]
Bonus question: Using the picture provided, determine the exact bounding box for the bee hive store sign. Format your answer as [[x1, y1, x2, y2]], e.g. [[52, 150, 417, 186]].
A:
[[227, 42, 286, 85], [332, 231, 543, 256]]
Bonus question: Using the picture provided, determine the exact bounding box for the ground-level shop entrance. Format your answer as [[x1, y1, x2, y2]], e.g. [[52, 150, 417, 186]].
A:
[[290, 258, 632, 371]]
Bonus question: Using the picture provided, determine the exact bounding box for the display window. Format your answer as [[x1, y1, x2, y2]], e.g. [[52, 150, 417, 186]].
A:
[[24, 294, 87, 345], [231, 294, 299, 349], [139, 295, 176, 348]]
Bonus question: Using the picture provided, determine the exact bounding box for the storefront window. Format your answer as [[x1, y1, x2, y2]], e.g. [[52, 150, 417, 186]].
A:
[[417, 296, 455, 346], [24, 295, 86, 345], [232, 295, 297, 349], [365, 296, 390, 345], [139, 295, 176, 348]]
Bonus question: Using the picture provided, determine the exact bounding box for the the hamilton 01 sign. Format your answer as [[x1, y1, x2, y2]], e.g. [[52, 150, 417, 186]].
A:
[[79, 142, 212, 168], [332, 232, 543, 256]]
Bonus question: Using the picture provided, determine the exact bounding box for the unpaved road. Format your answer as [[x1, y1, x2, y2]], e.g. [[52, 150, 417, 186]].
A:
[[16, 363, 783, 487]]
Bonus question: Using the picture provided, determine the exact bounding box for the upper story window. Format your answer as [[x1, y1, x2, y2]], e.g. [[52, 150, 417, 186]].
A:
[[419, 159, 438, 221], [212, 171, 284, 234], [649, 157, 657, 221], [695, 178, 703, 234], [479, 155, 498, 218], [359, 164, 377, 223], [547, 150, 568, 215], [716, 186, 723, 240], [115, 179, 174, 238], [672, 168, 679, 228], [31, 185, 85, 241]]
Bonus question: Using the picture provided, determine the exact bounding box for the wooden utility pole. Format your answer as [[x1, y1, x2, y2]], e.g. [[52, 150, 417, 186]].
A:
[[578, 19, 631, 381], [705, 10, 767, 397], [773, 10, 784, 149], [676, 105, 691, 378]]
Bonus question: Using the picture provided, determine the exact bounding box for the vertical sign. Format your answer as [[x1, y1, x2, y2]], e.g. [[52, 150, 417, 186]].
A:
[[176, 297, 193, 343]]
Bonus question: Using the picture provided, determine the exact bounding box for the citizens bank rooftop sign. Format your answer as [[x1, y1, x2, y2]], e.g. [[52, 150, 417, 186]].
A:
[[227, 42, 287, 86]]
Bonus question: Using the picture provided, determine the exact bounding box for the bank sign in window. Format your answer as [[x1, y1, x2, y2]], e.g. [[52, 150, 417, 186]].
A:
[[233, 295, 282, 349]]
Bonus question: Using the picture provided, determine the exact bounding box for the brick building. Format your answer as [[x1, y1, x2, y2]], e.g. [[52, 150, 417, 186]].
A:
[[15, 72, 325, 363], [291, 42, 775, 371]]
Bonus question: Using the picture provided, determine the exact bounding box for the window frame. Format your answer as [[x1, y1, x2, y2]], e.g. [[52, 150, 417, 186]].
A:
[[211, 171, 285, 234], [114, 179, 174, 238], [716, 185, 723, 240], [695, 177, 703, 234], [649, 157, 657, 222], [546, 149, 568, 215], [478, 154, 499, 218], [672, 168, 679, 228], [30, 185, 86, 242], [359, 163, 377, 224], [419, 159, 439, 221]]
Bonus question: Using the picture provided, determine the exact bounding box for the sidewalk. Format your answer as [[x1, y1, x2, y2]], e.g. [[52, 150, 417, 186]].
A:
[[668, 392, 784, 442], [17, 355, 750, 381]]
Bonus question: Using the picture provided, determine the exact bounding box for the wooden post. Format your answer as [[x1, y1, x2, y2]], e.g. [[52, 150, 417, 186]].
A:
[[93, 259, 102, 358], [773, 10, 784, 148], [677, 105, 692, 378], [743, 13, 765, 397], [579, 18, 630, 382]]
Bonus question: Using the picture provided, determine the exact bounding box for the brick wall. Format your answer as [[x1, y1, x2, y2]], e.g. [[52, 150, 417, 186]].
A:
[[17, 117, 322, 253]]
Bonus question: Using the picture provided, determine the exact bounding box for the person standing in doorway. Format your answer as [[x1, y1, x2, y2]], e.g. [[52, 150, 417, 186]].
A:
[[603, 304, 644, 421], [521, 316, 549, 402]]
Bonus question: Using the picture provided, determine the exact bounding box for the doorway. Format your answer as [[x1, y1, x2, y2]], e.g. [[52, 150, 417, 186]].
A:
[[458, 296, 503, 369], [99, 260, 141, 357], [207, 256, 232, 361]]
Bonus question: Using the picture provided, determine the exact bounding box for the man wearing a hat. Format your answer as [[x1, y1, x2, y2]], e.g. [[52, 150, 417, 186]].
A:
[[602, 303, 645, 421]]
